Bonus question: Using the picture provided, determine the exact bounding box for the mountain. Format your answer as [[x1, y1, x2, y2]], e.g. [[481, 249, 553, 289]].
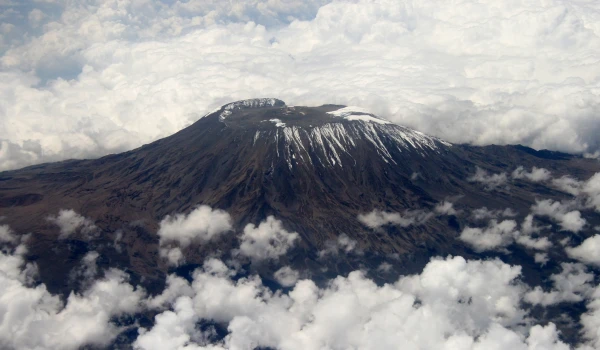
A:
[[1, 98, 599, 326]]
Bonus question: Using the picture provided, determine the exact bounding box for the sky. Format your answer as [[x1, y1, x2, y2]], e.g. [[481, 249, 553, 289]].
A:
[[1, 0, 600, 171]]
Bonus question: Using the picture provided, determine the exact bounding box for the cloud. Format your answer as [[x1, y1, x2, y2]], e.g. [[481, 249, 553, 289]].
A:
[[460, 215, 552, 252], [377, 262, 393, 273], [534, 253, 549, 266], [157, 206, 232, 266], [471, 207, 517, 221], [520, 214, 547, 236], [580, 285, 600, 349], [512, 166, 552, 182], [69, 250, 100, 287], [515, 234, 553, 251], [525, 263, 594, 306], [364, 203, 554, 253], [459, 219, 518, 252], [2, 0, 600, 170], [582, 173, 600, 212], [318, 233, 359, 258], [134, 255, 571, 350], [236, 216, 298, 262], [1, 222, 584, 350], [27, 8, 45, 27], [146, 274, 195, 311], [113, 230, 123, 252], [0, 243, 145, 350], [47, 209, 97, 239], [468, 167, 508, 190], [357, 209, 432, 229], [434, 200, 457, 215], [516, 214, 552, 250], [552, 175, 584, 196], [0, 224, 18, 244], [550, 173, 600, 214], [157, 205, 232, 248], [532, 199, 586, 232], [566, 235, 600, 266], [273, 266, 300, 287], [159, 247, 184, 267], [134, 296, 219, 350], [469, 165, 571, 194]]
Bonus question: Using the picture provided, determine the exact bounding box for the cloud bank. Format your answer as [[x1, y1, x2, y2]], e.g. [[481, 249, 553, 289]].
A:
[[133, 256, 572, 350], [1, 0, 600, 170], [3, 213, 600, 349], [0, 244, 145, 350]]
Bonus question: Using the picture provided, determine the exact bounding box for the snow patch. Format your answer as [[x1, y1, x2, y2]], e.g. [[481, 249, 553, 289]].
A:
[[327, 106, 390, 124], [269, 119, 286, 127], [249, 105, 451, 168], [223, 98, 281, 111], [219, 98, 283, 121], [345, 114, 390, 124], [327, 106, 373, 117]]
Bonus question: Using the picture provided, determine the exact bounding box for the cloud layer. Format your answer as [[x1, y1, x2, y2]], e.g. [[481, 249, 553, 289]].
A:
[[1, 0, 600, 170], [3, 186, 600, 350], [0, 244, 145, 350], [133, 256, 573, 350]]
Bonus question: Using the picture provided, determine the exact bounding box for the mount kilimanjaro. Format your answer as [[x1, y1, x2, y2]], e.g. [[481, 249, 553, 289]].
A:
[[1, 98, 599, 311]]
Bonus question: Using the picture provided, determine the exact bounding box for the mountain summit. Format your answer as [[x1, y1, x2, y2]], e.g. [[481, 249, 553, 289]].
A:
[[212, 98, 450, 170]]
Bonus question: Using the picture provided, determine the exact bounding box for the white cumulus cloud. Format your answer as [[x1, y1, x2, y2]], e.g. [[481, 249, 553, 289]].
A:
[[580, 285, 600, 349], [471, 207, 517, 221], [0, 224, 18, 245], [0, 243, 145, 350], [158, 206, 232, 247], [318, 233, 359, 258], [358, 208, 433, 229], [134, 255, 571, 350], [525, 263, 594, 306], [532, 199, 586, 232], [47, 209, 97, 239], [512, 166, 552, 182], [157, 205, 232, 266], [582, 173, 600, 212], [459, 219, 519, 252], [236, 216, 298, 262], [273, 266, 300, 287], [460, 215, 553, 252], [468, 167, 508, 190], [566, 235, 600, 266]]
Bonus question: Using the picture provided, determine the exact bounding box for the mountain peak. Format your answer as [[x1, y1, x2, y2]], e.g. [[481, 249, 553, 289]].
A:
[[212, 100, 393, 129], [212, 98, 392, 125], [198, 100, 452, 169], [216, 98, 286, 121]]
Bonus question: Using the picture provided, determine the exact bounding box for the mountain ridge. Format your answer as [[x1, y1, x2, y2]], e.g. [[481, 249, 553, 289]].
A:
[[0, 99, 599, 304]]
